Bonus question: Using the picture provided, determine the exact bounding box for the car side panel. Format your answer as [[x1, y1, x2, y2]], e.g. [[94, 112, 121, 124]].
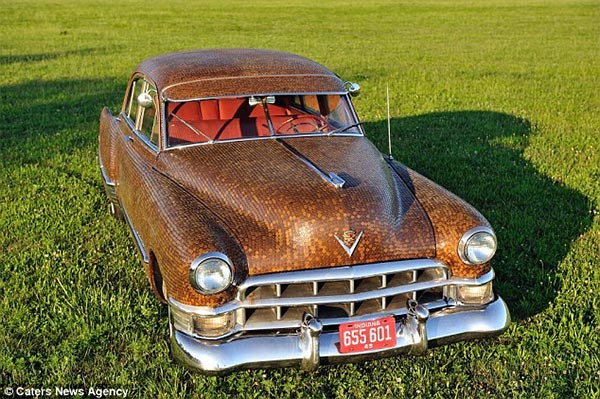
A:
[[115, 130, 245, 307]]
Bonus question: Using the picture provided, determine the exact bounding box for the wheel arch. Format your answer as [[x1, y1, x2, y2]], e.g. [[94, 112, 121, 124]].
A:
[[145, 250, 167, 303]]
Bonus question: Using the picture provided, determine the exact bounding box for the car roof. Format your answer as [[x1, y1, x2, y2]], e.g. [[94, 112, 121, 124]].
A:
[[135, 49, 347, 101]]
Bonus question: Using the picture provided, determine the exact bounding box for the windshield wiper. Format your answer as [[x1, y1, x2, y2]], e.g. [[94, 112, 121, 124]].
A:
[[327, 122, 363, 136], [171, 113, 214, 143]]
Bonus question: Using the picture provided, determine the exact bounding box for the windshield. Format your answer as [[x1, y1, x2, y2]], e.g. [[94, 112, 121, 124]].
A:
[[166, 94, 361, 147]]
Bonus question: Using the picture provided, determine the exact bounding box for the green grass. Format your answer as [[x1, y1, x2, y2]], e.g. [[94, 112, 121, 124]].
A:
[[1, 0, 598, 397]]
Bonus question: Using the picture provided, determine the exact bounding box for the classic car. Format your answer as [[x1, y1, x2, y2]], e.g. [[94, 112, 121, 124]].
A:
[[98, 48, 510, 374]]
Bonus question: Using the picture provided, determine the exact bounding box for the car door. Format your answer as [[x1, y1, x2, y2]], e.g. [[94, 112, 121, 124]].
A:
[[115, 76, 161, 263]]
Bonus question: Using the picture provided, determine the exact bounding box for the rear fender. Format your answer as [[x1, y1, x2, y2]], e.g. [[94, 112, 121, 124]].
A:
[[98, 107, 122, 183]]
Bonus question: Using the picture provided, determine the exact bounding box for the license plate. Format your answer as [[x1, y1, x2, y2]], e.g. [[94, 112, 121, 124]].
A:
[[339, 316, 396, 354]]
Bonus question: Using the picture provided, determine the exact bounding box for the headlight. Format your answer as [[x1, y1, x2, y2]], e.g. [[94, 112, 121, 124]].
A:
[[189, 252, 233, 294], [458, 227, 497, 265]]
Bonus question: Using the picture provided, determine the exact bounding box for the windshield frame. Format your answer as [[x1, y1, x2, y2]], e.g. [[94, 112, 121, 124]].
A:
[[161, 92, 364, 150]]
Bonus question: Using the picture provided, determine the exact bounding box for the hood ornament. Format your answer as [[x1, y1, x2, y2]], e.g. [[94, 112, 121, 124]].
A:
[[334, 230, 363, 257]]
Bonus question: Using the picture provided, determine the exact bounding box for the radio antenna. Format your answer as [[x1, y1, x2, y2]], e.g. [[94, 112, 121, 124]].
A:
[[386, 84, 393, 159]]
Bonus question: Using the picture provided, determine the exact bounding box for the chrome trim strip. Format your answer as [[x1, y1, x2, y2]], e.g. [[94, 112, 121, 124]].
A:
[[450, 269, 495, 286], [170, 297, 241, 317], [240, 259, 445, 289], [98, 149, 118, 205], [168, 298, 450, 333], [120, 204, 149, 264], [161, 75, 346, 100], [98, 147, 115, 184], [170, 296, 510, 374], [99, 158, 115, 188], [165, 132, 363, 151], [251, 260, 427, 287], [344, 94, 365, 135], [161, 100, 167, 151], [120, 111, 159, 153], [164, 91, 349, 103], [241, 299, 450, 331]]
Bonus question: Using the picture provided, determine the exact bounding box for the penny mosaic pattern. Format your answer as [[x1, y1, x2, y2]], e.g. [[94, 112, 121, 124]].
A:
[[99, 49, 493, 306]]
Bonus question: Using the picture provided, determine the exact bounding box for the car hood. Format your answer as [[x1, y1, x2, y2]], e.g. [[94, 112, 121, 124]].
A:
[[157, 136, 435, 275]]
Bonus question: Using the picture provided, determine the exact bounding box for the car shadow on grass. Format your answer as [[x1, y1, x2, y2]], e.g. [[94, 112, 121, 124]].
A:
[[0, 48, 112, 66], [0, 78, 124, 168], [1, 78, 591, 322], [365, 111, 591, 321]]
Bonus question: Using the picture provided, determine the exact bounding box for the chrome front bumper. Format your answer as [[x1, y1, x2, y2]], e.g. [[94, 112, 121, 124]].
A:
[[170, 296, 510, 374]]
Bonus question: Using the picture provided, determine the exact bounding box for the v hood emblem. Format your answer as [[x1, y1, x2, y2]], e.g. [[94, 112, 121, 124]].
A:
[[334, 230, 363, 257]]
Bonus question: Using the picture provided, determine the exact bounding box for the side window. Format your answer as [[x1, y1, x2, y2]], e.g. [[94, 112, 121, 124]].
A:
[[140, 90, 159, 145], [125, 77, 159, 147], [127, 79, 142, 122]]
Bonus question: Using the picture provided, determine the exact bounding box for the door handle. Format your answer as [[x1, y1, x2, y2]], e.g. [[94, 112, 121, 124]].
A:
[[126, 135, 134, 143]]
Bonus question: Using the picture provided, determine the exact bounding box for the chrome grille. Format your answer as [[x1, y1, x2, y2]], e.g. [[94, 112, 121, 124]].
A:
[[237, 259, 450, 332]]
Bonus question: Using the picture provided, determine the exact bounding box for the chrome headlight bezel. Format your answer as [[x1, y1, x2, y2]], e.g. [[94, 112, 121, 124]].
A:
[[458, 226, 497, 265], [189, 252, 234, 294]]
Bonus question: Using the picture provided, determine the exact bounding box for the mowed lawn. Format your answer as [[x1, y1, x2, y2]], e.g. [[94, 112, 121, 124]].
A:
[[1, 0, 598, 397]]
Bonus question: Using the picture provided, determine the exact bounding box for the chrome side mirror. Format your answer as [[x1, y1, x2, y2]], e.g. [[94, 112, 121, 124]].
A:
[[345, 82, 361, 97], [137, 92, 155, 108]]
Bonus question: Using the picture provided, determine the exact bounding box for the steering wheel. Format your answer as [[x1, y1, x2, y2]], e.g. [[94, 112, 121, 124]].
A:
[[275, 114, 328, 134]]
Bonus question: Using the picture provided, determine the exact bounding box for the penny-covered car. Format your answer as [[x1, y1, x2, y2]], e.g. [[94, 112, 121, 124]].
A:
[[98, 48, 510, 374]]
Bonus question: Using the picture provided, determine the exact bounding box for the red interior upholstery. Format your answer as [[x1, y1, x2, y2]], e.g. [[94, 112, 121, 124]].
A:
[[171, 102, 200, 120], [200, 99, 219, 120], [219, 98, 244, 119], [167, 98, 303, 146]]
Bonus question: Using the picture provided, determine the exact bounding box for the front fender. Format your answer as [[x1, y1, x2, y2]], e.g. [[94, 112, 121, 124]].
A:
[[124, 165, 247, 308], [388, 160, 492, 278]]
